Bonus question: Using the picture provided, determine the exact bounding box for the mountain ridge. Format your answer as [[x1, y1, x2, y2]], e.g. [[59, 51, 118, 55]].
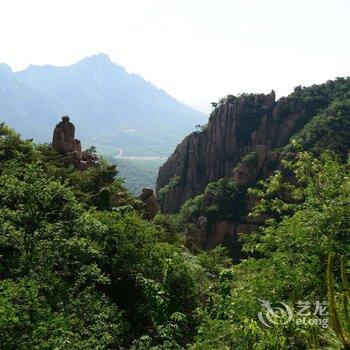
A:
[[156, 77, 350, 213], [0, 53, 206, 157]]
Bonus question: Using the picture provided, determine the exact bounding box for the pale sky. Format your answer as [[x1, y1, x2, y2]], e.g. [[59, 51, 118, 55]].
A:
[[0, 0, 349, 112]]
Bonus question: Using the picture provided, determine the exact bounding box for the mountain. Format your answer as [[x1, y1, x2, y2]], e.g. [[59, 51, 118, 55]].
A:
[[0, 54, 206, 157], [156, 77, 350, 250]]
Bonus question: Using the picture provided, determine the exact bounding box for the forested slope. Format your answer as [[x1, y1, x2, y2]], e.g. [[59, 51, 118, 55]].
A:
[[0, 76, 350, 349]]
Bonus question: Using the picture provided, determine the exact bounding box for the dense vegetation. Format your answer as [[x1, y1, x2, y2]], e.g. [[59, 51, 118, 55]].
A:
[[287, 99, 350, 157], [0, 124, 211, 349], [191, 150, 350, 349], [1, 122, 349, 349], [180, 178, 246, 224], [1, 77, 350, 349]]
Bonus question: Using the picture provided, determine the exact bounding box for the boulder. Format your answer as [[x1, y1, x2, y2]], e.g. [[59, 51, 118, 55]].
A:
[[140, 188, 159, 220], [52, 116, 90, 168], [52, 116, 81, 156]]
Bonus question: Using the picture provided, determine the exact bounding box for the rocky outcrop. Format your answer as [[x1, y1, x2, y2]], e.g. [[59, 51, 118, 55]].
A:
[[156, 91, 305, 252], [232, 145, 283, 187], [52, 116, 98, 169], [191, 147, 281, 253], [53, 116, 82, 157], [52, 116, 83, 166], [157, 80, 350, 251], [140, 188, 160, 220], [156, 91, 309, 213]]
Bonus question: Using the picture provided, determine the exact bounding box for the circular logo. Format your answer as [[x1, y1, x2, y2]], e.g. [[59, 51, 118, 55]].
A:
[[258, 299, 293, 328]]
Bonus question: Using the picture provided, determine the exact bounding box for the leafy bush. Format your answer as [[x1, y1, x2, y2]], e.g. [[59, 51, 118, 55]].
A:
[[0, 126, 210, 349], [287, 99, 350, 157], [191, 150, 350, 349], [158, 175, 181, 200], [180, 178, 246, 223]]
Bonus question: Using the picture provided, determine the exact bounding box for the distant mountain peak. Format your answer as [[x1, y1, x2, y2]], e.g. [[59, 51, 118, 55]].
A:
[[79, 53, 114, 66], [0, 63, 12, 74], [1, 53, 206, 162]]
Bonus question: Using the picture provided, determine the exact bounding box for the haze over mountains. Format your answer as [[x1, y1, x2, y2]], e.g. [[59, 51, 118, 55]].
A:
[[0, 53, 206, 157]]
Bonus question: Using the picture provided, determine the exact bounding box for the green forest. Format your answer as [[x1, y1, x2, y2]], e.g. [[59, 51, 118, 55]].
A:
[[1, 78, 350, 349]]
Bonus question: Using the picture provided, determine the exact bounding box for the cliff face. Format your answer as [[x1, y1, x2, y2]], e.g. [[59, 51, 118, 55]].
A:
[[156, 78, 350, 253], [202, 145, 285, 255], [156, 91, 308, 212]]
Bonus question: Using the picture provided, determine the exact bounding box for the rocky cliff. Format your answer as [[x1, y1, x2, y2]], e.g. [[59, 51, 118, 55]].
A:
[[156, 90, 308, 212], [156, 77, 350, 252], [156, 76, 350, 214], [199, 145, 286, 254]]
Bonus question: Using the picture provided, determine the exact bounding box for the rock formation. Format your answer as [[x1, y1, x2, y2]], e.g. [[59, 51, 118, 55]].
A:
[[52, 116, 98, 169], [156, 90, 321, 213], [198, 147, 285, 254], [52, 116, 82, 164], [232, 145, 283, 187], [156, 88, 336, 251], [140, 188, 160, 220]]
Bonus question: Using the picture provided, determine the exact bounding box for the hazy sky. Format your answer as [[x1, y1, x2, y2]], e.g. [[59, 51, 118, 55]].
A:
[[0, 0, 349, 112]]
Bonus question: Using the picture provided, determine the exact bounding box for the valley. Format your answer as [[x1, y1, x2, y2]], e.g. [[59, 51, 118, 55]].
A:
[[0, 53, 207, 193], [1, 72, 349, 349]]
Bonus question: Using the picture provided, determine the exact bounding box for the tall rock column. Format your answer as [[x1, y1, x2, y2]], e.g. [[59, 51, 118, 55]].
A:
[[52, 116, 83, 164]]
